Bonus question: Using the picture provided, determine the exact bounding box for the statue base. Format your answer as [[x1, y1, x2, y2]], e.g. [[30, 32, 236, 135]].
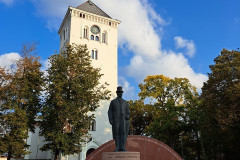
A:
[[102, 152, 140, 160]]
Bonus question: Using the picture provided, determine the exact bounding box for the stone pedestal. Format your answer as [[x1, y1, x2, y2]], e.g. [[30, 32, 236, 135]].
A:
[[87, 135, 183, 160], [102, 152, 140, 160]]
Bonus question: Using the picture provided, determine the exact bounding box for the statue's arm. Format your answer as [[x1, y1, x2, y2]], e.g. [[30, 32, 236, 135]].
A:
[[125, 103, 130, 120], [108, 101, 113, 125]]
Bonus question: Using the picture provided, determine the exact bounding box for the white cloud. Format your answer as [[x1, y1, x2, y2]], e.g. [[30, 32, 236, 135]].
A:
[[0, 0, 15, 6], [98, 0, 163, 57], [0, 52, 21, 69], [174, 36, 196, 57], [124, 51, 207, 90], [41, 59, 51, 77], [41, 59, 50, 71], [30, 0, 207, 90], [118, 76, 137, 100]]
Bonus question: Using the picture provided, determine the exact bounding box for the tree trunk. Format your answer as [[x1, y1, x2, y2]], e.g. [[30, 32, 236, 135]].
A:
[[54, 150, 60, 160], [7, 154, 11, 160], [196, 131, 201, 160], [7, 148, 12, 160]]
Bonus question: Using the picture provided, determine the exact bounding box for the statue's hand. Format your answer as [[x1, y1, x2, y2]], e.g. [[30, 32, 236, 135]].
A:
[[110, 120, 113, 125]]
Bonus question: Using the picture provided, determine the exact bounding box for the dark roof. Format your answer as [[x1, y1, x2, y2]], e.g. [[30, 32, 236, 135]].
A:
[[76, 0, 111, 18]]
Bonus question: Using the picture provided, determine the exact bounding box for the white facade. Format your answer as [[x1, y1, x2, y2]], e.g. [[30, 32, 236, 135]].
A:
[[25, 126, 52, 160], [25, 1, 120, 160], [59, 3, 120, 159]]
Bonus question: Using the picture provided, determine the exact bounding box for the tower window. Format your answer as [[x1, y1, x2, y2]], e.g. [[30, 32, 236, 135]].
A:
[[91, 49, 98, 60], [83, 28, 88, 39], [109, 22, 111, 26], [102, 33, 106, 43], [89, 120, 96, 131], [66, 27, 68, 38], [95, 51, 98, 60], [63, 30, 65, 40], [83, 14, 85, 18], [95, 36, 99, 41], [91, 35, 94, 40], [80, 13, 82, 17], [91, 50, 94, 59]]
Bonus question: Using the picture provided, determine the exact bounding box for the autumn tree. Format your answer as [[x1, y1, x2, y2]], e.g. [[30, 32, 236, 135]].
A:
[[137, 75, 201, 158], [201, 49, 240, 159], [40, 44, 110, 160], [0, 44, 44, 160]]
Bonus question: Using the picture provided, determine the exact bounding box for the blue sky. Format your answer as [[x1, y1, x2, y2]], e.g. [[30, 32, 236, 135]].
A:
[[0, 0, 239, 100]]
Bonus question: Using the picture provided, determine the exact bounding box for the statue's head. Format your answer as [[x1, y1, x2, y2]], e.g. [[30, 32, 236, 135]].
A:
[[116, 86, 123, 98]]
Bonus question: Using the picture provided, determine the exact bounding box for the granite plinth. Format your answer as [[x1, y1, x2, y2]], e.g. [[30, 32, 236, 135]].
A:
[[102, 152, 140, 160]]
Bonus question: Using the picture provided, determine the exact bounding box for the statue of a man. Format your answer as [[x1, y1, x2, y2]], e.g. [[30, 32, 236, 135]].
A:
[[108, 86, 130, 152]]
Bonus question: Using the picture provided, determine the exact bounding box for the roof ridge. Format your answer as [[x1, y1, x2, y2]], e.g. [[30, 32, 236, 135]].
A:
[[76, 0, 111, 19], [89, 1, 111, 18]]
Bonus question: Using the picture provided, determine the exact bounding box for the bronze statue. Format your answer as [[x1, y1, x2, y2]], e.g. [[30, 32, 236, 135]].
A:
[[108, 86, 130, 152]]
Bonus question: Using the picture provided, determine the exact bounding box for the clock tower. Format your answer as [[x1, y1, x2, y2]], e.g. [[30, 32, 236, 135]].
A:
[[58, 1, 120, 159]]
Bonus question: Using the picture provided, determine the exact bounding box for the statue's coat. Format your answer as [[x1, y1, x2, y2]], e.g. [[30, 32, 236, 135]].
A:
[[108, 97, 130, 141]]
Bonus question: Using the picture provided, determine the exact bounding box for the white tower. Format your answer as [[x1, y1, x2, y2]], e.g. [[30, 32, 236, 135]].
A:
[[58, 1, 120, 159]]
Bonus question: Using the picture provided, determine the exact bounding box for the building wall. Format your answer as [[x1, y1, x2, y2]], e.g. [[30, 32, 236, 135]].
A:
[[60, 8, 119, 95], [59, 7, 120, 145], [25, 126, 52, 160], [59, 10, 71, 49]]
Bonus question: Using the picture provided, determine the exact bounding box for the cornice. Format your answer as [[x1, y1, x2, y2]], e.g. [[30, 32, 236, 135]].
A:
[[70, 6, 121, 27], [58, 6, 121, 34]]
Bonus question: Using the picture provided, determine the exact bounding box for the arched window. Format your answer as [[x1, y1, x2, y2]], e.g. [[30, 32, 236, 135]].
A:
[[80, 13, 82, 17], [102, 32, 107, 43], [83, 14, 85, 18], [86, 148, 95, 158], [91, 35, 94, 40], [89, 119, 96, 131], [95, 36, 99, 41], [83, 28, 88, 39], [95, 50, 98, 60], [63, 30, 65, 40], [91, 50, 98, 60], [91, 50, 94, 59], [66, 27, 68, 39]]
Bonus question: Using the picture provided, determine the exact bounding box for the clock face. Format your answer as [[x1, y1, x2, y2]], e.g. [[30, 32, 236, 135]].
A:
[[91, 25, 100, 34]]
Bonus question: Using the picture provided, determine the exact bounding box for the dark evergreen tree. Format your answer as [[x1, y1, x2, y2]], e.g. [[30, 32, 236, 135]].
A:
[[201, 49, 240, 159]]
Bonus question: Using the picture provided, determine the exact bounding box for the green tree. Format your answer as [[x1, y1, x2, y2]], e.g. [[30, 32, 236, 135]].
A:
[[15, 44, 44, 132], [40, 44, 110, 160], [201, 49, 240, 159], [0, 67, 13, 155], [0, 44, 44, 160], [128, 100, 155, 135], [138, 75, 201, 159]]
